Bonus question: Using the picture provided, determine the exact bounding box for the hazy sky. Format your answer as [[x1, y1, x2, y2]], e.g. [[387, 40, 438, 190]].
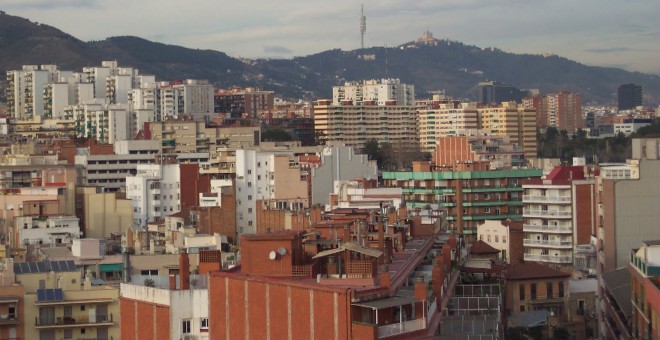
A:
[[4, 0, 660, 74]]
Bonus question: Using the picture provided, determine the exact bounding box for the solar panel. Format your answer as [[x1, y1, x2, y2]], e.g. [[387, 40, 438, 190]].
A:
[[51, 261, 60, 272], [37, 289, 64, 302]]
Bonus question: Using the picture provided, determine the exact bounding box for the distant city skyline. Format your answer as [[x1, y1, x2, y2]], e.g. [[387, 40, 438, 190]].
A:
[[4, 0, 660, 75]]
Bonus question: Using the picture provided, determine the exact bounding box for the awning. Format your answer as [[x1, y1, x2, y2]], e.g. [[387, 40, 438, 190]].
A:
[[313, 247, 345, 259], [352, 295, 415, 310], [99, 263, 123, 273], [0, 297, 19, 303]]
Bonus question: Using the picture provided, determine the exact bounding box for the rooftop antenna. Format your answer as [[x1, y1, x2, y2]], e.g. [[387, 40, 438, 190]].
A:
[[359, 4, 367, 50]]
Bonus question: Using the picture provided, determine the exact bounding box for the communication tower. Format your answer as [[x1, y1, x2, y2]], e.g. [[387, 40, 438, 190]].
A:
[[360, 4, 366, 49]]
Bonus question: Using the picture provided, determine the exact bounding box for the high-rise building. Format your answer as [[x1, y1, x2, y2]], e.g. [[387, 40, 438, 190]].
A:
[[618, 83, 643, 111], [314, 79, 417, 150], [543, 91, 583, 131], [214, 88, 275, 118], [6, 65, 60, 120], [477, 102, 537, 158], [522, 165, 596, 271], [478, 81, 528, 105]]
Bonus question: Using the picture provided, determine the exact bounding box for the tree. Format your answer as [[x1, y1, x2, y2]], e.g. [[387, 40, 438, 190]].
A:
[[313, 130, 327, 146]]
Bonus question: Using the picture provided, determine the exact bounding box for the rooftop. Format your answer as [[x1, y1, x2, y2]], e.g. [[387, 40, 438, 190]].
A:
[[505, 262, 571, 280], [469, 240, 500, 255]]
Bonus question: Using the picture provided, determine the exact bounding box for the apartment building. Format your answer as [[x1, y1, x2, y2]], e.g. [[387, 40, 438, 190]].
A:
[[433, 134, 525, 170], [15, 215, 81, 248], [75, 140, 160, 192], [314, 79, 417, 149], [6, 65, 60, 120], [504, 262, 570, 317], [525, 91, 583, 131], [522, 165, 596, 271], [126, 157, 182, 227], [214, 87, 275, 118], [383, 161, 542, 240], [629, 240, 660, 339], [0, 259, 24, 340], [75, 186, 133, 239], [235, 149, 309, 236], [120, 252, 210, 340], [417, 100, 479, 152], [477, 102, 537, 158], [146, 118, 260, 157], [209, 227, 461, 339], [16, 260, 120, 340]]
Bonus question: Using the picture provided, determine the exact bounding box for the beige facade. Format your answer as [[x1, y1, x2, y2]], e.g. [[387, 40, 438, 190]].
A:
[[148, 118, 260, 157], [477, 220, 513, 263], [477, 103, 537, 158], [76, 186, 133, 239], [17, 264, 120, 340], [418, 102, 479, 152], [313, 100, 418, 149]]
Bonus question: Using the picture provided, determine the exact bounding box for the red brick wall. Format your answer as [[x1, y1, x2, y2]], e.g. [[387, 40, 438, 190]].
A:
[[240, 237, 294, 276], [209, 272, 353, 340], [575, 183, 595, 244], [120, 297, 171, 340], [180, 164, 211, 213], [195, 196, 237, 242]]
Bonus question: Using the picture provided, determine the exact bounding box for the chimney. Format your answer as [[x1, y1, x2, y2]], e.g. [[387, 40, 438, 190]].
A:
[[179, 251, 190, 290], [169, 274, 177, 290], [414, 276, 427, 319], [343, 224, 351, 244]]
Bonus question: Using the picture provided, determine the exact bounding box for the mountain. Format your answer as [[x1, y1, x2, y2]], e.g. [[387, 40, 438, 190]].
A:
[[1, 11, 659, 104]]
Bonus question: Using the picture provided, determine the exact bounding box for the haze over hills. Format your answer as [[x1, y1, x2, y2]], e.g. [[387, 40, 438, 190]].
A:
[[1, 11, 659, 105]]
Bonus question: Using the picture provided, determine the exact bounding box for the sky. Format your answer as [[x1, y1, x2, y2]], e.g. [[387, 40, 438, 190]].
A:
[[4, 0, 660, 75]]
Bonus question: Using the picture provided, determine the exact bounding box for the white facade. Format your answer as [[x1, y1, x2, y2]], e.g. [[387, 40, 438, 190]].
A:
[[333, 79, 414, 106], [16, 215, 81, 246], [522, 183, 574, 265], [126, 163, 181, 227], [177, 80, 214, 115], [235, 150, 278, 235], [331, 180, 403, 210], [6, 65, 59, 119]]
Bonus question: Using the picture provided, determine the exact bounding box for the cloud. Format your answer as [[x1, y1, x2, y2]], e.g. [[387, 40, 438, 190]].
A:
[[263, 46, 293, 54], [584, 47, 636, 54]]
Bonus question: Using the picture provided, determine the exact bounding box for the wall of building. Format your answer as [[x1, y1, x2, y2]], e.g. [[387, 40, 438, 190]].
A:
[[77, 187, 133, 239], [120, 297, 171, 340], [311, 146, 377, 207], [209, 272, 352, 340]]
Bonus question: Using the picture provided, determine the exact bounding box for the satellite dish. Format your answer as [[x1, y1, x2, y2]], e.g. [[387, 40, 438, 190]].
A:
[[268, 251, 277, 260], [278, 248, 287, 256]]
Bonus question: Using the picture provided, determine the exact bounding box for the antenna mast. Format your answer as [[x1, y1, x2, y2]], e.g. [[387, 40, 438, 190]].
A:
[[359, 4, 366, 50]]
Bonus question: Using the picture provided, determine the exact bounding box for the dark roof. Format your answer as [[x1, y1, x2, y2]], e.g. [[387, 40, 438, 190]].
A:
[[470, 240, 500, 255], [603, 267, 632, 319], [505, 262, 571, 280]]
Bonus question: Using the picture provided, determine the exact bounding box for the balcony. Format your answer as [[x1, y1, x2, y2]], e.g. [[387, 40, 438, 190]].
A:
[[522, 195, 571, 204], [0, 313, 18, 325], [523, 239, 572, 248], [378, 317, 426, 338], [35, 314, 114, 329], [524, 253, 572, 263], [523, 224, 572, 233], [523, 209, 572, 218]]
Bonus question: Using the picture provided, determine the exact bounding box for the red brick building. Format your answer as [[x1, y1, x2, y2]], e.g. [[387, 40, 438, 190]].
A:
[[209, 220, 461, 339]]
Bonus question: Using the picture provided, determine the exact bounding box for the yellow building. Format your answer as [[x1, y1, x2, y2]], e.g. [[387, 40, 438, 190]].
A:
[[417, 100, 479, 152], [16, 260, 120, 340], [76, 186, 133, 239], [477, 102, 537, 158]]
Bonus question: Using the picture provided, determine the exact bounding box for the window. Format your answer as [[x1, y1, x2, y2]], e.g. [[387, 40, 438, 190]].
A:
[[201, 317, 209, 331], [248, 208, 252, 214], [248, 182, 252, 188], [547, 282, 553, 298], [248, 195, 252, 200], [81, 305, 85, 311], [519, 284, 525, 300], [257, 175, 261, 180], [558, 282, 564, 298], [247, 170, 252, 175], [484, 207, 490, 213], [520, 305, 525, 312], [503, 236, 507, 243], [487, 235, 491, 243], [531, 283, 537, 300], [494, 235, 499, 243], [182, 319, 191, 334]]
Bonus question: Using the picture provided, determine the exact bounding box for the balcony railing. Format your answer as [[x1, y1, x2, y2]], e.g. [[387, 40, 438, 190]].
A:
[[524, 253, 572, 263], [378, 317, 426, 338], [0, 313, 18, 325], [523, 239, 573, 248], [35, 314, 113, 328], [523, 209, 572, 218], [523, 195, 571, 203], [523, 224, 572, 233]]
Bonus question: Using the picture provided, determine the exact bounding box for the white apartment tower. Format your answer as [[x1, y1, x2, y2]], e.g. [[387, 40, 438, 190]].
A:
[[126, 157, 182, 227]]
